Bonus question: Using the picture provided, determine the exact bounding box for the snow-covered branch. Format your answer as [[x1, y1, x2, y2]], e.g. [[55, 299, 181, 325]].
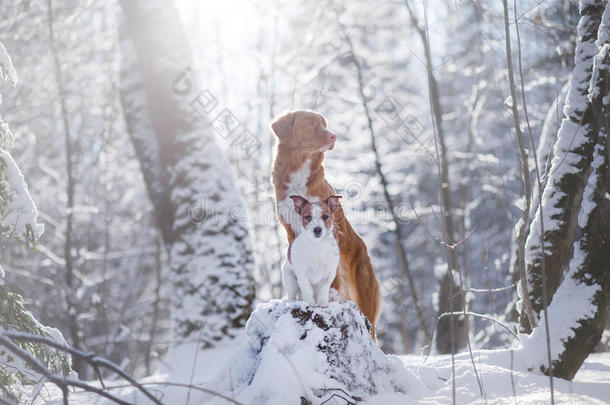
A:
[[1, 330, 162, 405]]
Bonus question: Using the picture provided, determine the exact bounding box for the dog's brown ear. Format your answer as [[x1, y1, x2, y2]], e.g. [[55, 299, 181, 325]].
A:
[[271, 112, 295, 140], [325, 195, 342, 213], [290, 195, 309, 214]]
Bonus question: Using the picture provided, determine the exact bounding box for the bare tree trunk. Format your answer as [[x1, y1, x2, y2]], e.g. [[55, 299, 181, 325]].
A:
[[145, 232, 163, 375], [404, 0, 466, 354], [501, 0, 537, 333], [46, 0, 83, 376], [119, 0, 255, 347], [458, 85, 481, 285], [338, 19, 431, 346]]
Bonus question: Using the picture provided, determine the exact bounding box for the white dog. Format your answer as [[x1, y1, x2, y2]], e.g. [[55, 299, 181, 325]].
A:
[[282, 195, 341, 305]]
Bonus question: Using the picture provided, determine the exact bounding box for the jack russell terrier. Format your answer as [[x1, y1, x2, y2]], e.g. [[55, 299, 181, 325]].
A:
[[282, 195, 341, 305]]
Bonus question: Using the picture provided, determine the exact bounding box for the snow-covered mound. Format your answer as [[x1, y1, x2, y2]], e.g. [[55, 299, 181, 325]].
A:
[[204, 299, 426, 404]]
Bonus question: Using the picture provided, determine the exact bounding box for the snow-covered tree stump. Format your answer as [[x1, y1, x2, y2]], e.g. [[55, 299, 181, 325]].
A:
[[206, 300, 424, 404]]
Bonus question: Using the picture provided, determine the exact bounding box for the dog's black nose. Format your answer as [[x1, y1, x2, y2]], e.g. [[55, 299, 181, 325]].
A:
[[313, 227, 322, 237]]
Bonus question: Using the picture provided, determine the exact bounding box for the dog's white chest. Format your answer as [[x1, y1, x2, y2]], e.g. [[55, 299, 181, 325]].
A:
[[278, 159, 318, 234], [291, 234, 339, 283]]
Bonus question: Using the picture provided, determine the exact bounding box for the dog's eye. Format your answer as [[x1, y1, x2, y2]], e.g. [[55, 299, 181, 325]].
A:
[[304, 215, 312, 221], [322, 215, 329, 220]]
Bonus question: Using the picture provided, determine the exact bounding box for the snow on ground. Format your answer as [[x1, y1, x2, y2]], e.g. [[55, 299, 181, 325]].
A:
[[31, 320, 610, 404], [398, 350, 610, 405]]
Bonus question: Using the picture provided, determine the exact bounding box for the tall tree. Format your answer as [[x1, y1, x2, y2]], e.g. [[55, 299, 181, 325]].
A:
[[46, 0, 83, 374], [404, 0, 466, 354], [0, 39, 71, 402], [119, 0, 255, 347], [0, 0, 170, 379], [522, 0, 610, 380], [521, 0, 607, 330]]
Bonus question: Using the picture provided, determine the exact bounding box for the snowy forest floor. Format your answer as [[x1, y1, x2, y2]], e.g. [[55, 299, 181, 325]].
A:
[[399, 351, 610, 404], [31, 337, 610, 405]]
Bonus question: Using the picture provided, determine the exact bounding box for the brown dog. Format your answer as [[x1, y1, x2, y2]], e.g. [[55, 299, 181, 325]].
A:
[[271, 110, 381, 338]]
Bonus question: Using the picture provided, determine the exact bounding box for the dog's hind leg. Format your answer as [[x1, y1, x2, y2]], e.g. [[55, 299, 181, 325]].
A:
[[354, 260, 381, 340]]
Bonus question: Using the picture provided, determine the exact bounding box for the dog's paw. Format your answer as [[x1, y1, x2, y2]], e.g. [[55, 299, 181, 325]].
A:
[[329, 288, 342, 302]]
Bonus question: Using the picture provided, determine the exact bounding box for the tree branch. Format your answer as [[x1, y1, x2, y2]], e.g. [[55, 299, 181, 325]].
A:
[[438, 311, 520, 341], [500, 0, 537, 333], [0, 334, 128, 405], [2, 331, 162, 405]]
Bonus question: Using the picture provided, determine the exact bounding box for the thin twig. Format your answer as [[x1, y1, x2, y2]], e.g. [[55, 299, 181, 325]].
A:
[[437, 312, 520, 341], [512, 1, 554, 402], [186, 328, 205, 405], [501, 0, 537, 333], [319, 388, 359, 405], [510, 349, 517, 405], [407, 200, 477, 250], [465, 284, 517, 294], [97, 381, 245, 405], [28, 376, 46, 405], [319, 393, 355, 405]]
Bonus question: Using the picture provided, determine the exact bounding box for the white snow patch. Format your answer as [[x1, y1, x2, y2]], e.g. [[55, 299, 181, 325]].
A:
[[0, 40, 18, 87], [520, 235, 601, 373], [578, 142, 605, 228], [564, 0, 601, 117], [513, 196, 525, 212], [524, 117, 592, 267], [0, 149, 44, 239]]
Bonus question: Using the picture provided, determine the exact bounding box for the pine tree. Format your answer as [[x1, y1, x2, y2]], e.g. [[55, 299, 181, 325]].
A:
[[119, 0, 255, 347], [0, 39, 70, 403]]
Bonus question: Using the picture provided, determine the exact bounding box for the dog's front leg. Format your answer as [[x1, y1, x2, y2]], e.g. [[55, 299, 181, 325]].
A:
[[315, 276, 334, 306], [282, 261, 299, 300], [295, 272, 315, 305]]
